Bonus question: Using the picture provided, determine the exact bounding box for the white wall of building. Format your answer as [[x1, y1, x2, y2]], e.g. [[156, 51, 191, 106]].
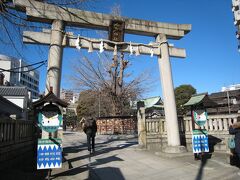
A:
[[71, 93, 79, 104], [0, 54, 40, 99], [2, 95, 28, 119], [221, 84, 240, 91], [0, 60, 11, 83], [5, 97, 25, 109], [0, 54, 20, 85]]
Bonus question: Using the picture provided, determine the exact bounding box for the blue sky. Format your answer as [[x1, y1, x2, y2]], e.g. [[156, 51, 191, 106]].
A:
[[1, 0, 240, 98]]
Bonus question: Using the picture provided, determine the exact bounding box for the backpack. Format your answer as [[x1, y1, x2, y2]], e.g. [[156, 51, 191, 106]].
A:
[[84, 118, 97, 134], [84, 118, 94, 128], [228, 137, 235, 149]]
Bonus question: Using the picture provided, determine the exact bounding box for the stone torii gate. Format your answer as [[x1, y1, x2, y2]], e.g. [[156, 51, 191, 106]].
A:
[[14, 0, 191, 153]]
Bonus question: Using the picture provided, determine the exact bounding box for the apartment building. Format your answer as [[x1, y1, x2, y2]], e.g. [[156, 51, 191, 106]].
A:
[[0, 54, 40, 99]]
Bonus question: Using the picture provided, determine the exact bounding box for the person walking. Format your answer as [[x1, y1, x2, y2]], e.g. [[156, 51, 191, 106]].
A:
[[229, 122, 240, 167], [83, 117, 97, 154]]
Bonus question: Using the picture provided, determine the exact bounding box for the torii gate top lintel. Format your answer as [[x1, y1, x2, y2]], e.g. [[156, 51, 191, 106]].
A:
[[14, 0, 191, 40]]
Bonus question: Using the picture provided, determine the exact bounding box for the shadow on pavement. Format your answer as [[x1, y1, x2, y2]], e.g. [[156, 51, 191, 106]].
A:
[[195, 153, 212, 180], [63, 139, 137, 167], [63, 132, 76, 135], [0, 157, 48, 180], [91, 154, 124, 166], [62, 134, 135, 154], [51, 155, 124, 179], [88, 166, 125, 180], [50, 166, 88, 179], [0, 169, 48, 180], [50, 135, 137, 179], [229, 152, 240, 168], [63, 143, 87, 153]]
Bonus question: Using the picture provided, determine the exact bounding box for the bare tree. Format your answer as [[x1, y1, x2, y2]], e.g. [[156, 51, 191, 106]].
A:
[[77, 89, 112, 119], [0, 0, 96, 59], [71, 52, 152, 115], [70, 4, 153, 115]]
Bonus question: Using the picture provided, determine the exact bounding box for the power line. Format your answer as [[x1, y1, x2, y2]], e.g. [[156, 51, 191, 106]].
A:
[[0, 60, 47, 73]]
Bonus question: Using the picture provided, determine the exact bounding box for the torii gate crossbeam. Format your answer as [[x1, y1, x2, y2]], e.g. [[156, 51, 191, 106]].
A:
[[14, 0, 190, 39]]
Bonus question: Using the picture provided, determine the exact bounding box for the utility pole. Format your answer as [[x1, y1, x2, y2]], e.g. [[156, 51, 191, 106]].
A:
[[98, 88, 101, 117], [227, 90, 231, 114]]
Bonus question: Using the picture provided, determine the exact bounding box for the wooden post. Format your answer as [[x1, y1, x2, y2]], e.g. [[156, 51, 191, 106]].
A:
[[14, 120, 19, 142]]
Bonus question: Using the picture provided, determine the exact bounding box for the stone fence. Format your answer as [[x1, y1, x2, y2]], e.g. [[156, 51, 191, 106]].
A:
[[146, 114, 238, 134], [0, 118, 37, 169], [138, 108, 239, 152]]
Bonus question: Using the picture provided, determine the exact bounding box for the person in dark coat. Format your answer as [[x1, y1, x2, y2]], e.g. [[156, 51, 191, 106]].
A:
[[83, 117, 97, 154], [229, 122, 240, 163]]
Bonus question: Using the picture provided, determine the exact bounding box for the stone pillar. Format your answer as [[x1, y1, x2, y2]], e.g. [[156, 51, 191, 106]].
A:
[[45, 20, 65, 97], [209, 119, 213, 131], [223, 118, 228, 131], [233, 117, 238, 124], [214, 119, 218, 131], [137, 107, 146, 148], [218, 118, 223, 131], [43, 20, 64, 139], [185, 119, 190, 132], [156, 34, 186, 153]]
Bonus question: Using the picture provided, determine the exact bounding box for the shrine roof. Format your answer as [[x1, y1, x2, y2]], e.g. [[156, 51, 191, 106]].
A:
[[33, 91, 68, 108], [184, 93, 217, 108]]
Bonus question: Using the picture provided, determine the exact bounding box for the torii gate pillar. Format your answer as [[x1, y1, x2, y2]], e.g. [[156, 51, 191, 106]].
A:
[[156, 34, 186, 153], [45, 20, 65, 97], [43, 20, 64, 139]]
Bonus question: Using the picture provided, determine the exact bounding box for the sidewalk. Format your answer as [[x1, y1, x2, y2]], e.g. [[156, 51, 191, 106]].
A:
[[49, 131, 240, 180], [1, 131, 239, 180]]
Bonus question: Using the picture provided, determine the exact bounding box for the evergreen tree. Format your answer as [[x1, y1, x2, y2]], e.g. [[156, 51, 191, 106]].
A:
[[174, 84, 196, 115]]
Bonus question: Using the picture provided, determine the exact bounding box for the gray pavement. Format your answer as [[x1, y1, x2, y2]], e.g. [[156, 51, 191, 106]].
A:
[[49, 131, 240, 180], [1, 130, 239, 180]]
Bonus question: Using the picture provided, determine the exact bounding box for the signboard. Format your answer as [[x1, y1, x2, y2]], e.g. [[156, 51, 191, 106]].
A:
[[38, 104, 62, 133], [192, 129, 209, 153], [37, 138, 62, 169], [192, 110, 207, 127], [108, 20, 125, 42]]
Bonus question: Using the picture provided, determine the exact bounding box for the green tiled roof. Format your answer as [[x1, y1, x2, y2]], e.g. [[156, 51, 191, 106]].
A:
[[131, 96, 163, 109], [139, 96, 163, 108], [184, 93, 206, 106], [184, 93, 217, 108]]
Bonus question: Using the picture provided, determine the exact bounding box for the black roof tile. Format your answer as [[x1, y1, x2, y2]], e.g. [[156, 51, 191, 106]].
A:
[[0, 86, 28, 96]]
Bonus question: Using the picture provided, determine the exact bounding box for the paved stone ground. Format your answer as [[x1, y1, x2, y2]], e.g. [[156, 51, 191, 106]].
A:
[[49, 131, 240, 180], [1, 130, 240, 180]]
